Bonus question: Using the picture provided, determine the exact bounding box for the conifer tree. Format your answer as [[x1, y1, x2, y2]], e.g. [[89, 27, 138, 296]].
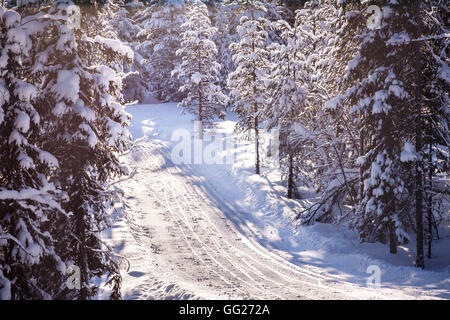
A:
[[264, 18, 307, 198], [137, 0, 186, 101], [227, 0, 270, 175], [172, 0, 228, 138], [0, 6, 67, 300], [31, 1, 131, 298]]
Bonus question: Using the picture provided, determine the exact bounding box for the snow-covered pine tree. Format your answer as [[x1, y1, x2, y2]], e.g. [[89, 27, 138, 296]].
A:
[[210, 2, 237, 93], [29, 1, 131, 298], [284, 1, 360, 219], [389, 0, 449, 266], [264, 18, 307, 198], [0, 6, 67, 300], [137, 0, 186, 101], [227, 0, 270, 175], [338, 1, 432, 256], [172, 0, 228, 138], [111, 3, 153, 102]]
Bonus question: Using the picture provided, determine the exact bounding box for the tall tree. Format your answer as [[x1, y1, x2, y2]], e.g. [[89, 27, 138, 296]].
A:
[[31, 1, 131, 298], [0, 6, 67, 300], [330, 0, 449, 261], [210, 2, 237, 93], [264, 18, 307, 198], [421, 0, 450, 260], [136, 0, 186, 101], [328, 2, 410, 254], [172, 0, 228, 138], [227, 0, 270, 175], [286, 0, 360, 218]]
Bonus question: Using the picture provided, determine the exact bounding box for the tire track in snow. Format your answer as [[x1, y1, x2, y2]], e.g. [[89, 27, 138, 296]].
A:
[[162, 138, 425, 300], [113, 176, 198, 300], [152, 141, 369, 299], [149, 141, 358, 299], [155, 147, 323, 299], [160, 152, 291, 299], [136, 143, 301, 299], [119, 139, 425, 300], [138, 145, 259, 298], [120, 144, 222, 299]]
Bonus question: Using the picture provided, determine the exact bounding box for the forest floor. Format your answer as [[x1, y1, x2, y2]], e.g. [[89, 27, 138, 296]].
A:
[[100, 102, 450, 300]]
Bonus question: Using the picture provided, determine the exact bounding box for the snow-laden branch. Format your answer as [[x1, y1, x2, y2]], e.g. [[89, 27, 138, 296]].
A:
[[0, 234, 39, 257], [0, 187, 63, 211], [388, 33, 450, 45]]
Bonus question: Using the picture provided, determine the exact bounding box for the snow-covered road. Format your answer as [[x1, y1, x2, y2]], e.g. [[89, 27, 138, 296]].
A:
[[111, 140, 438, 300], [101, 103, 449, 300]]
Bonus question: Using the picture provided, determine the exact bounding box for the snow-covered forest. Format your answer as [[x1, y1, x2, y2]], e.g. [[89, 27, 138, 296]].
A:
[[0, 0, 449, 300]]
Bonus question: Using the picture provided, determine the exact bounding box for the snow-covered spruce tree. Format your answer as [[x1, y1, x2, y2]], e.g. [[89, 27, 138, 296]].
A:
[[336, 1, 433, 257], [29, 1, 131, 298], [113, 4, 143, 43], [330, 2, 378, 208], [110, 3, 153, 102], [227, 0, 270, 175], [264, 18, 307, 198], [283, 1, 360, 219], [210, 2, 237, 92], [84, 1, 138, 102], [386, 0, 449, 266], [209, 1, 281, 94], [0, 6, 68, 300], [344, 4, 411, 255], [172, 0, 228, 138], [136, 0, 186, 101]]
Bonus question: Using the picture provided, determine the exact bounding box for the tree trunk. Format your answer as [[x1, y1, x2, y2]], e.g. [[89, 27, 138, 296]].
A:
[[249, 13, 259, 176], [427, 142, 433, 259], [255, 113, 260, 175], [76, 211, 89, 300], [197, 51, 203, 140], [389, 221, 397, 254], [73, 169, 89, 300], [287, 153, 293, 199], [359, 113, 365, 203], [415, 111, 424, 269], [198, 89, 203, 140], [415, 44, 425, 269]]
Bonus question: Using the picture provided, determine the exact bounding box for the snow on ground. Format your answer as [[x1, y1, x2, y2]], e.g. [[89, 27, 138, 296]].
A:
[[101, 102, 450, 300]]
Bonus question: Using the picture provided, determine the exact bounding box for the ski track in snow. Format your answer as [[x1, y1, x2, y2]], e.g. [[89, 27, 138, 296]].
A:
[[110, 138, 443, 300]]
